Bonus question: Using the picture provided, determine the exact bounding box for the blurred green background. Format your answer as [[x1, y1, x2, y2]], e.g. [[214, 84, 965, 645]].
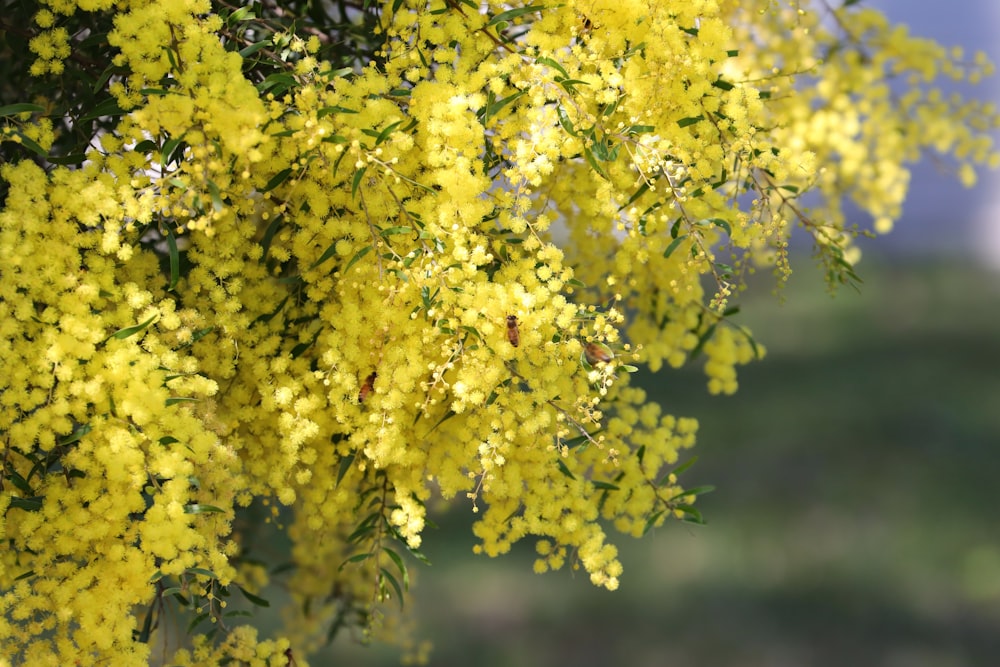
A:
[[324, 257, 1000, 667]]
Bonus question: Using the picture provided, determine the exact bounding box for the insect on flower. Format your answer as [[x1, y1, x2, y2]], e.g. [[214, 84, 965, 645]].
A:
[[584, 342, 614, 365], [358, 371, 376, 403], [506, 315, 520, 347]]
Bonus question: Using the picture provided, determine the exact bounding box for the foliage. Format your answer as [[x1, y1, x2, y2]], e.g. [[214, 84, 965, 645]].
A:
[[0, 0, 996, 664]]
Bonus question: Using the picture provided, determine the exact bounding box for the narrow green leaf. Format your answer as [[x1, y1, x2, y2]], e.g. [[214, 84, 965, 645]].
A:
[[535, 56, 569, 79], [309, 240, 341, 270], [187, 611, 210, 634], [206, 180, 223, 211], [135, 604, 156, 643], [380, 226, 412, 237], [58, 424, 92, 447], [166, 227, 180, 290], [707, 217, 732, 236], [677, 115, 704, 128], [318, 105, 358, 118], [556, 105, 578, 136], [621, 182, 651, 209], [0, 103, 44, 116], [161, 138, 185, 166], [672, 456, 699, 476], [712, 78, 735, 91], [262, 168, 292, 193], [591, 481, 620, 491], [555, 458, 576, 480], [340, 553, 372, 569], [78, 97, 124, 122], [675, 503, 706, 524], [374, 120, 403, 146], [110, 314, 158, 340], [336, 453, 355, 487], [184, 503, 225, 514], [351, 167, 366, 198], [8, 496, 43, 512], [344, 245, 372, 273], [380, 567, 405, 607], [642, 510, 665, 535], [488, 5, 546, 27], [663, 234, 688, 259], [165, 397, 198, 406], [583, 146, 609, 180], [382, 547, 409, 587], [238, 586, 271, 607], [9, 131, 47, 157], [185, 567, 218, 579]]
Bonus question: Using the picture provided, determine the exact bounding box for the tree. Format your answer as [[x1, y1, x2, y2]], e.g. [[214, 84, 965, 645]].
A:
[[1, 0, 996, 664]]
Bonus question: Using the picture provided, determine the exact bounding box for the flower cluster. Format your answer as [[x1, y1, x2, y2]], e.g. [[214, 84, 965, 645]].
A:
[[1, 0, 996, 664]]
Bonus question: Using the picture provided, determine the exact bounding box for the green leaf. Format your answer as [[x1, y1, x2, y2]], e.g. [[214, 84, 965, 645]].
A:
[[627, 124, 655, 135], [556, 105, 578, 136], [78, 97, 124, 122], [675, 503, 706, 525], [165, 397, 198, 406], [380, 567, 405, 607], [591, 481, 620, 491], [58, 424, 92, 447], [8, 131, 47, 157], [308, 241, 340, 271], [336, 453, 355, 487], [688, 322, 718, 361], [677, 115, 704, 128], [238, 586, 271, 607], [262, 168, 292, 193], [382, 547, 409, 589], [340, 553, 373, 569], [712, 78, 735, 91], [479, 90, 525, 121], [187, 611, 211, 634], [351, 166, 366, 198], [583, 146, 609, 180], [706, 217, 732, 236], [161, 137, 185, 166], [535, 56, 569, 80], [488, 5, 546, 27], [185, 567, 218, 579], [0, 103, 44, 116], [621, 181, 651, 209], [110, 314, 158, 340], [642, 510, 665, 536], [8, 496, 43, 512], [374, 120, 402, 146], [184, 503, 226, 514], [238, 39, 270, 58], [380, 226, 412, 237], [344, 245, 372, 273], [165, 227, 180, 291], [667, 485, 715, 501], [672, 456, 699, 476], [135, 604, 156, 643], [555, 458, 576, 480], [318, 105, 359, 118], [663, 234, 688, 258]]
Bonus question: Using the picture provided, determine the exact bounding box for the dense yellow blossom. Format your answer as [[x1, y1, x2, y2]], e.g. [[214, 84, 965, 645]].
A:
[[1, 0, 996, 664]]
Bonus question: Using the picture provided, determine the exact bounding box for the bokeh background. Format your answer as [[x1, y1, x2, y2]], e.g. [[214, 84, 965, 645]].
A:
[[321, 3, 1000, 665]]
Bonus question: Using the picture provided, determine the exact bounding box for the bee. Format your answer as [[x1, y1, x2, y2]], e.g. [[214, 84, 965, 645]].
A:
[[584, 342, 614, 365], [506, 315, 520, 347], [358, 371, 376, 403]]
